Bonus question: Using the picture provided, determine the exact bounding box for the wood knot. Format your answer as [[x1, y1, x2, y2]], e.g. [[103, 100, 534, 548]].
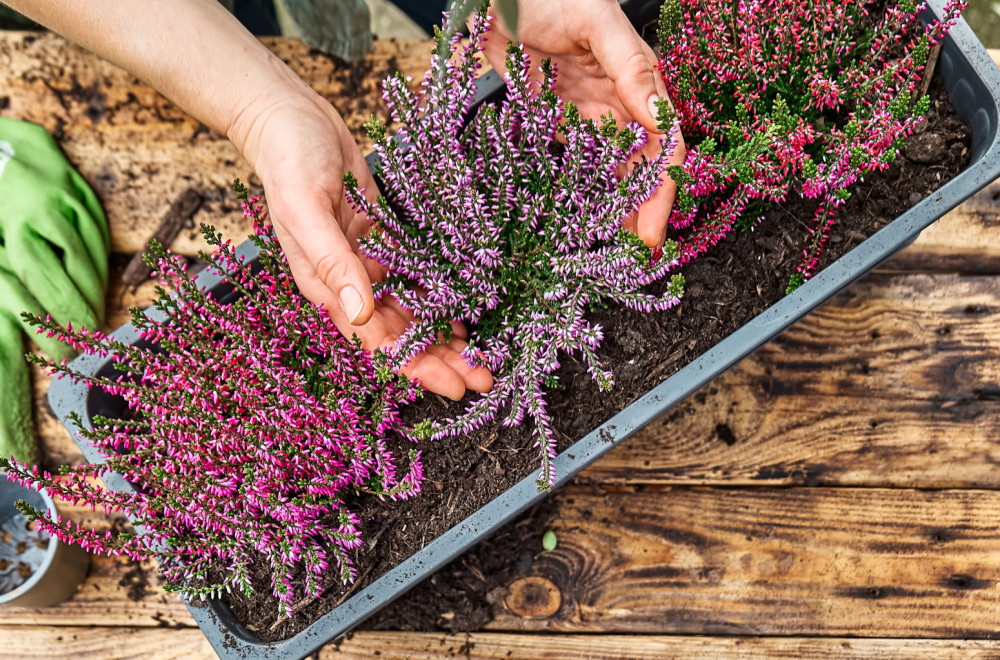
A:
[[504, 576, 562, 619]]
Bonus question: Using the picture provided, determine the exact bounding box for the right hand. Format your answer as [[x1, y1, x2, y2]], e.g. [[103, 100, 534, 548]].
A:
[[483, 0, 685, 249], [228, 83, 493, 399]]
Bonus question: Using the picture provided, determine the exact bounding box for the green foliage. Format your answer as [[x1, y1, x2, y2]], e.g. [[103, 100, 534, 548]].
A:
[[785, 272, 806, 294], [364, 115, 387, 142], [658, 0, 683, 42]]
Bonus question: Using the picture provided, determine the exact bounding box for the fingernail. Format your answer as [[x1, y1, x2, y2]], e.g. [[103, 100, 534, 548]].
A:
[[339, 285, 364, 324]]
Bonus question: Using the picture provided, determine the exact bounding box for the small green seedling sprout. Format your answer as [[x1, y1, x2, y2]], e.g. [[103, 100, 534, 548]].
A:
[[541, 530, 558, 552]]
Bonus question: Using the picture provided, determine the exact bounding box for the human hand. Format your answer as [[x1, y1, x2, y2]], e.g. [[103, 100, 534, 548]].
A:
[[228, 83, 493, 399], [482, 0, 686, 248]]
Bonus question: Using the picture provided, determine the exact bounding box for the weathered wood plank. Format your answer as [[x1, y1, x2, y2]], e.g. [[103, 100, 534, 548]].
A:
[[330, 632, 1000, 659], [0, 555, 194, 627], [583, 272, 1000, 486], [488, 487, 1000, 637], [13, 487, 1000, 631], [8, 628, 1000, 660], [883, 176, 1000, 273], [0, 626, 212, 658]]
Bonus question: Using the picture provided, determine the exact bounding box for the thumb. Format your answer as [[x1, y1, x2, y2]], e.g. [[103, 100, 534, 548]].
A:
[[313, 237, 376, 327], [269, 195, 376, 326], [588, 10, 670, 135]]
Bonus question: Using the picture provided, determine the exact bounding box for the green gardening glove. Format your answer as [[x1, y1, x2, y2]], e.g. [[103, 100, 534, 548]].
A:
[[0, 117, 110, 329], [0, 312, 35, 465], [0, 117, 110, 464]]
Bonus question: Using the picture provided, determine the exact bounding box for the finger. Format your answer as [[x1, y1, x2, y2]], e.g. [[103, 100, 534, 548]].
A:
[[378, 301, 491, 396], [400, 351, 467, 401], [636, 130, 686, 247], [269, 190, 376, 325], [635, 170, 676, 248], [335, 166, 388, 285], [373, 298, 473, 400], [432, 336, 493, 393], [586, 8, 670, 135], [378, 291, 488, 392]]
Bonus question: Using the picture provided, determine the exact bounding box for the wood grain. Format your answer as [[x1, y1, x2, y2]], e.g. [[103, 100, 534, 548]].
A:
[[583, 272, 1000, 487], [882, 176, 1000, 273], [7, 629, 1000, 660], [0, 626, 213, 658], [120, 187, 203, 290], [329, 632, 1000, 659], [0, 550, 194, 628], [488, 487, 1000, 637]]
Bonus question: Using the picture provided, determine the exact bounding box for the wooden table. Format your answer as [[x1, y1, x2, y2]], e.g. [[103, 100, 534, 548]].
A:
[[3, 31, 1000, 659]]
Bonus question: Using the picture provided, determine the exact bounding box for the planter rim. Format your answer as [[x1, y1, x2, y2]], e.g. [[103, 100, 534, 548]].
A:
[[47, 1, 1000, 657], [0, 472, 68, 605]]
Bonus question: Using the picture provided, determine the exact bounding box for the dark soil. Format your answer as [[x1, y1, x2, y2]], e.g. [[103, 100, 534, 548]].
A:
[[221, 65, 972, 641], [119, 561, 152, 602], [112, 516, 152, 602]]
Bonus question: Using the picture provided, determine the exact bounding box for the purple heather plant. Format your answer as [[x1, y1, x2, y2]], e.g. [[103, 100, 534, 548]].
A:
[[656, 0, 967, 292], [1, 184, 423, 618], [343, 8, 684, 490]]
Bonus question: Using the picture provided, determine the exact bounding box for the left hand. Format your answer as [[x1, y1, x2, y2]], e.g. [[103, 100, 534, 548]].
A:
[[482, 0, 686, 248], [231, 88, 494, 400]]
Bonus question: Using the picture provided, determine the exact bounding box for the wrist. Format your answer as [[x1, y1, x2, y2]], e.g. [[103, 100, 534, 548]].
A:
[[224, 59, 327, 172]]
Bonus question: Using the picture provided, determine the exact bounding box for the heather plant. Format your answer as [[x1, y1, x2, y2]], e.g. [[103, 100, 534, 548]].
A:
[[344, 8, 684, 489], [1, 184, 423, 618], [656, 0, 967, 292]]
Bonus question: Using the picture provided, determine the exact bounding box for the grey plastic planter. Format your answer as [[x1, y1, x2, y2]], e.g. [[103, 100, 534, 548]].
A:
[[0, 473, 90, 607], [47, 2, 1000, 658]]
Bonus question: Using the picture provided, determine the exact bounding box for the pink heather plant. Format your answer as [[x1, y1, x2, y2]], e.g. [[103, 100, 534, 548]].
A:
[[657, 0, 967, 291], [343, 8, 684, 490], [1, 184, 423, 618]]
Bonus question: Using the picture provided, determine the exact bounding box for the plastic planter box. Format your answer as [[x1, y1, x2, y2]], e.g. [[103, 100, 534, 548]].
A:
[[47, 3, 1000, 658]]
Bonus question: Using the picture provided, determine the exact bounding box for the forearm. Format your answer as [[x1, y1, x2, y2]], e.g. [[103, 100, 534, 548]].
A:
[[2, 0, 315, 159]]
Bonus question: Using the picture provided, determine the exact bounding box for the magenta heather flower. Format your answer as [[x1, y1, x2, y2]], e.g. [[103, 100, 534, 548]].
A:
[[343, 9, 684, 490], [657, 0, 967, 291], [3, 184, 423, 618]]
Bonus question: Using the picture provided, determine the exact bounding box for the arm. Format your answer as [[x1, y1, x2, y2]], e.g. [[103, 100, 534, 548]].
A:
[[4, 0, 492, 398]]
